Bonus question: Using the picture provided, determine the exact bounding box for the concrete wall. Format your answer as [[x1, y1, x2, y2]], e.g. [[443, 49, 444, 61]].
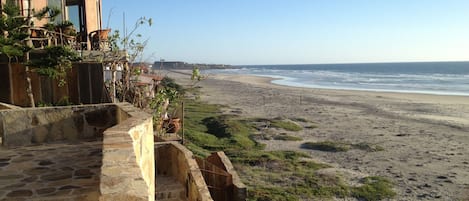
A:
[[100, 103, 155, 201], [0, 103, 117, 147], [156, 142, 213, 201]]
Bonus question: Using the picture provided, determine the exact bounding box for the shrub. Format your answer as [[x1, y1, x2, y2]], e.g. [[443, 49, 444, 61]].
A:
[[352, 176, 396, 201], [273, 134, 303, 141], [271, 120, 303, 131], [302, 141, 350, 152]]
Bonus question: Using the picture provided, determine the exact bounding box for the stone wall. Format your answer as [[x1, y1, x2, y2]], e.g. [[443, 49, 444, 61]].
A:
[[156, 142, 213, 201], [0, 104, 117, 147], [100, 103, 155, 201], [0, 102, 21, 110], [206, 152, 247, 201], [0, 103, 155, 201]]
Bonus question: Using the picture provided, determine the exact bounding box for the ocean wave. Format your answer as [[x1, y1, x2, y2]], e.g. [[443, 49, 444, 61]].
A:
[[207, 65, 469, 96]]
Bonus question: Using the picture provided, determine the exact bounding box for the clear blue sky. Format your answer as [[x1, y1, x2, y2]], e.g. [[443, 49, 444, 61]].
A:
[[102, 0, 469, 65]]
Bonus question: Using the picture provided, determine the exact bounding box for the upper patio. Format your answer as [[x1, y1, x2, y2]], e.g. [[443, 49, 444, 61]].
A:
[[1, 0, 110, 52]]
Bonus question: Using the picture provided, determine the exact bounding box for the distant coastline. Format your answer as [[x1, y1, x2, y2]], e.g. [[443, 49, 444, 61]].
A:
[[152, 61, 235, 70]]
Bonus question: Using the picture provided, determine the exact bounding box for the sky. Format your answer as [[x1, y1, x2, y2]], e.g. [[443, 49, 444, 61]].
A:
[[102, 0, 469, 65]]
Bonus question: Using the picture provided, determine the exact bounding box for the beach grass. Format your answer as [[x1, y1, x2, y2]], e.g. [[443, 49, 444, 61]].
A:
[[271, 119, 303, 131], [302, 141, 350, 152], [303, 141, 385, 152], [273, 134, 303, 141], [351, 176, 396, 201], [352, 142, 385, 152], [183, 98, 394, 200]]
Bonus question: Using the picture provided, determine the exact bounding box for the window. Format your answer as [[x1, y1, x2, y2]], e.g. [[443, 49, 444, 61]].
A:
[[48, 0, 64, 23]]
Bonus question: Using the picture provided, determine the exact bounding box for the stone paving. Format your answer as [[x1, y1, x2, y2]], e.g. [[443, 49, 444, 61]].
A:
[[156, 175, 186, 201], [0, 141, 103, 201]]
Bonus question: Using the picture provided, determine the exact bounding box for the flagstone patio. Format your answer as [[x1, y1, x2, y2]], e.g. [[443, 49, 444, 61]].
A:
[[0, 141, 102, 201]]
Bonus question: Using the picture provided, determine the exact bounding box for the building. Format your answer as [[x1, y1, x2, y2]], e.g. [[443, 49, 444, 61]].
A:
[[0, 0, 103, 49]]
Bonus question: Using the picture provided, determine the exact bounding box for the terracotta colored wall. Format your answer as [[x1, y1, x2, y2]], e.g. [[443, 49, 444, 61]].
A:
[[84, 0, 101, 33], [32, 0, 48, 26]]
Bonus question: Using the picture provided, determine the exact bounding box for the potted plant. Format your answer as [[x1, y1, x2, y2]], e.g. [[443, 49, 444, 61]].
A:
[[57, 20, 75, 35], [166, 117, 181, 133]]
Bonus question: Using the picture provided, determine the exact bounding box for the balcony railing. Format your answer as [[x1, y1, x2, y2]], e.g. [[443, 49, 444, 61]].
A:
[[29, 27, 111, 51]]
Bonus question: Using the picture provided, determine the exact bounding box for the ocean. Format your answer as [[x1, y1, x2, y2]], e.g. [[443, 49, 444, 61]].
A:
[[208, 62, 469, 96]]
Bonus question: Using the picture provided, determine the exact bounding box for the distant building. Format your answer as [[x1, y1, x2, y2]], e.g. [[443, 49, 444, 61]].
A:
[[153, 61, 188, 69]]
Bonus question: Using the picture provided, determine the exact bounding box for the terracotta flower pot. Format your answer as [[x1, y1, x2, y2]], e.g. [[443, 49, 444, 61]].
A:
[[167, 118, 181, 133]]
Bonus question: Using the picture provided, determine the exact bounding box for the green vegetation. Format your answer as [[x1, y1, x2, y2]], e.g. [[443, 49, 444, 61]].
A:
[[351, 176, 396, 201], [184, 100, 261, 153], [352, 142, 385, 152], [183, 98, 394, 200], [273, 134, 303, 141], [303, 141, 384, 152], [303, 141, 350, 152], [271, 119, 303, 131]]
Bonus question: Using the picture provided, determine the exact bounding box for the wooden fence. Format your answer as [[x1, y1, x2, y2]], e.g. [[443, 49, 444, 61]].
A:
[[0, 63, 110, 107]]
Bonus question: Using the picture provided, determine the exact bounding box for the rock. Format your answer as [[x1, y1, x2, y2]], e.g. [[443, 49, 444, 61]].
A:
[[0, 175, 23, 180], [62, 119, 79, 141], [75, 169, 93, 177], [59, 185, 81, 190], [39, 160, 54, 166], [41, 172, 72, 181], [32, 126, 49, 143], [36, 188, 56, 195], [21, 176, 37, 182], [50, 124, 63, 141], [24, 167, 50, 175], [0, 158, 10, 162], [437, 175, 448, 179], [6, 190, 33, 197]]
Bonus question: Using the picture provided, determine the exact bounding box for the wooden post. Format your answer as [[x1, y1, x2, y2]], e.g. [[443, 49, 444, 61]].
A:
[[110, 63, 117, 103], [181, 101, 185, 144]]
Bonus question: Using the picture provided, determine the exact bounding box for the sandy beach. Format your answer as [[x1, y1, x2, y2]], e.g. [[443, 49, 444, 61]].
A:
[[167, 70, 469, 200]]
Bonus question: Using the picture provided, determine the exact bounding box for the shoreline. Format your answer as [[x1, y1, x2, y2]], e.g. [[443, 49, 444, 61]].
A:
[[167, 70, 469, 200], [210, 72, 469, 109]]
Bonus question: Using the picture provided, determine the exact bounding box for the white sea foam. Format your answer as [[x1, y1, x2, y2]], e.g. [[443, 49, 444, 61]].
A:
[[207, 63, 469, 96]]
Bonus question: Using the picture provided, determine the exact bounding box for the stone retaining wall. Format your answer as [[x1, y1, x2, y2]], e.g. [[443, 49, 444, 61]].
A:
[[206, 152, 247, 201], [0, 103, 156, 201], [100, 103, 155, 201], [156, 142, 213, 201], [0, 102, 22, 110], [0, 104, 117, 147]]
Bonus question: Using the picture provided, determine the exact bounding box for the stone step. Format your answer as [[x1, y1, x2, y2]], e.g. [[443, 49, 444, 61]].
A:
[[156, 175, 186, 201]]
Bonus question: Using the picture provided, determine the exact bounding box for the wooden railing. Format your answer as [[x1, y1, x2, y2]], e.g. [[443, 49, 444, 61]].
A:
[[29, 27, 78, 49]]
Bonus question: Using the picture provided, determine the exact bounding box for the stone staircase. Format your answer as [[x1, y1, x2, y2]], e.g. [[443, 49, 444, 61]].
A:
[[156, 175, 187, 201]]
